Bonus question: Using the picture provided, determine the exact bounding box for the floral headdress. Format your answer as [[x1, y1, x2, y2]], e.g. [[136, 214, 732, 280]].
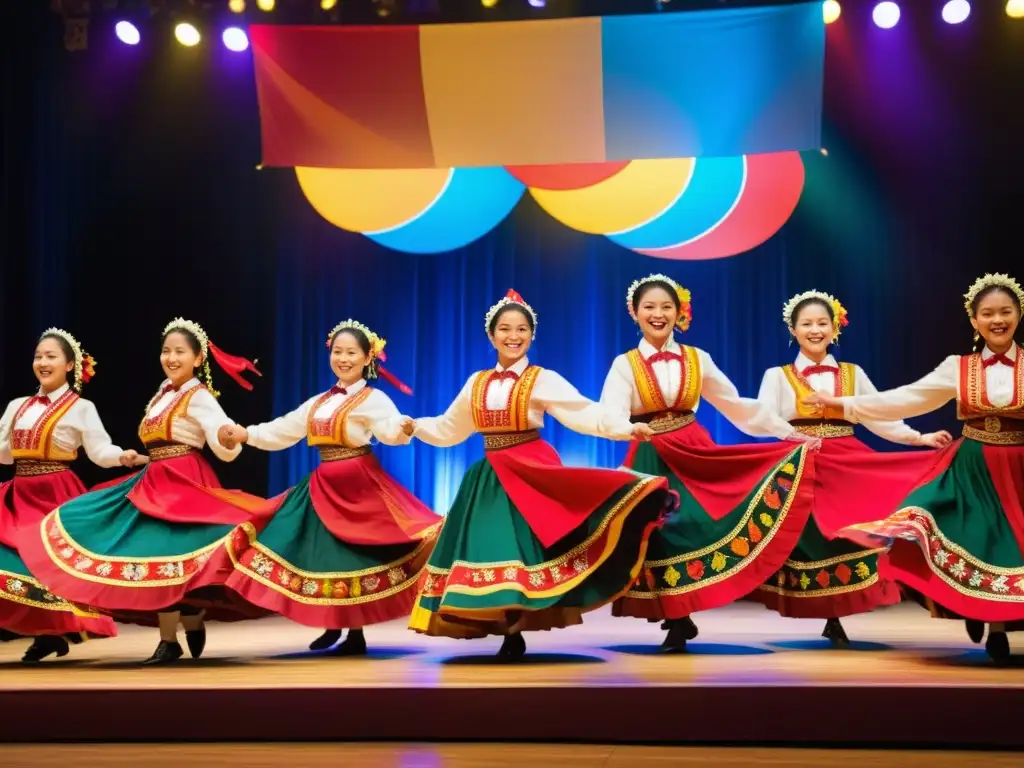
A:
[[162, 317, 261, 398], [39, 328, 95, 391], [781, 290, 849, 339], [485, 289, 537, 338], [963, 273, 1024, 318], [327, 319, 412, 395], [626, 274, 692, 332]]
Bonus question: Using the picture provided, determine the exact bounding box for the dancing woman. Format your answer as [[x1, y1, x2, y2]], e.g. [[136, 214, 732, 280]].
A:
[[20, 318, 267, 665], [752, 291, 951, 645], [601, 274, 820, 653], [403, 290, 677, 660], [807, 274, 1024, 663], [219, 319, 441, 656], [0, 329, 142, 662]]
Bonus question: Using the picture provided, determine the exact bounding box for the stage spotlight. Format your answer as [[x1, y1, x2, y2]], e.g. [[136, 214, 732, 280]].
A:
[[174, 22, 201, 47], [223, 27, 249, 51], [823, 0, 840, 24], [229, 0, 245, 12], [321, 0, 338, 9], [256, 0, 275, 10], [872, 2, 900, 28], [482, 0, 498, 7], [1007, 0, 1024, 18], [374, 0, 396, 16], [528, 0, 546, 6], [115, 21, 140, 45], [942, 0, 970, 23]]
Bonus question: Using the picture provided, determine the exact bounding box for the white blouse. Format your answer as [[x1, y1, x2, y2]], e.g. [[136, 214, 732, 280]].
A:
[[758, 353, 921, 445], [841, 344, 1020, 423], [413, 357, 634, 447], [601, 339, 796, 440], [246, 379, 410, 450], [0, 383, 124, 467], [145, 377, 241, 462]]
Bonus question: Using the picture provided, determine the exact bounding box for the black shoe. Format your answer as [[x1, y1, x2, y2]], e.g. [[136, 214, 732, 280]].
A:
[[497, 632, 526, 661], [21, 635, 70, 664], [185, 628, 207, 659], [986, 631, 1011, 666], [330, 630, 367, 657], [965, 619, 985, 644], [822, 618, 850, 647], [309, 630, 342, 651], [659, 620, 692, 654], [143, 640, 184, 665]]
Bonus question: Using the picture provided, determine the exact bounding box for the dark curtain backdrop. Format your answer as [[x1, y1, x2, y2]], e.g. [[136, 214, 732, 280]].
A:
[[2, 4, 1023, 512]]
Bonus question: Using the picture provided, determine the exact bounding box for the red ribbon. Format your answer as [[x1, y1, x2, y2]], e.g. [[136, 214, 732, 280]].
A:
[[208, 340, 262, 391]]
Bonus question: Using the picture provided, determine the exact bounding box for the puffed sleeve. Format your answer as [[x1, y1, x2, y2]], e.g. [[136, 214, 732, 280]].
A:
[[246, 395, 318, 452], [849, 365, 922, 445], [355, 389, 413, 447], [700, 350, 795, 440], [541, 369, 634, 440], [0, 399, 22, 465], [413, 376, 478, 448], [77, 399, 125, 468], [188, 388, 243, 462], [841, 356, 959, 424]]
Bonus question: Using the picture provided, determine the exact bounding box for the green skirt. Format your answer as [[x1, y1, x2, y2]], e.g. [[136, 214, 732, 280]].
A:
[[409, 456, 668, 638]]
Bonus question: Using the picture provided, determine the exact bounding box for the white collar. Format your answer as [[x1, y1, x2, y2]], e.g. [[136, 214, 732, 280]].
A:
[[982, 343, 1018, 362], [794, 352, 838, 372], [36, 383, 70, 402], [494, 356, 530, 376], [334, 378, 366, 395], [158, 376, 200, 394], [638, 337, 680, 359]]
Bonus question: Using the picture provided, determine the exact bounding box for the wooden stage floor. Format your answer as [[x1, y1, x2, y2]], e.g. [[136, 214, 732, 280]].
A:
[[2, 602, 1022, 747]]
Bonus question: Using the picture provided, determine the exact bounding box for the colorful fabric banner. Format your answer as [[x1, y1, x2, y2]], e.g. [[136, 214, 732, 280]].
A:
[[250, 5, 824, 169]]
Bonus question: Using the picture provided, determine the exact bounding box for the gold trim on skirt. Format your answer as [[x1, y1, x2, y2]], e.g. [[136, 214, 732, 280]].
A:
[[15, 460, 70, 477], [317, 445, 372, 462], [963, 417, 1024, 446], [483, 430, 541, 451], [146, 444, 195, 461], [792, 423, 855, 439]]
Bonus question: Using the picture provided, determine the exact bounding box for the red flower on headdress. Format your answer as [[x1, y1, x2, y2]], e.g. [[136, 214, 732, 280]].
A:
[[506, 289, 526, 304], [81, 354, 96, 383]]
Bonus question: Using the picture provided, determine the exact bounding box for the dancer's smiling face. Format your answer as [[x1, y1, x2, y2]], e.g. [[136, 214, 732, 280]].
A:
[[971, 287, 1021, 354], [330, 329, 371, 387], [489, 307, 533, 368], [161, 330, 202, 388], [790, 300, 835, 362], [33, 336, 73, 393], [634, 284, 679, 348]]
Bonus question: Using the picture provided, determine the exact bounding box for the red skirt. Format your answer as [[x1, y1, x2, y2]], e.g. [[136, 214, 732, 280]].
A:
[[0, 469, 118, 637], [224, 454, 442, 629], [750, 436, 941, 618], [18, 452, 273, 625]]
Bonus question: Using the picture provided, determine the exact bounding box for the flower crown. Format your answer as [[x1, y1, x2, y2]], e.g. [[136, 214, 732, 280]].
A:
[[626, 274, 692, 332], [485, 289, 537, 338], [163, 317, 218, 396], [782, 290, 849, 338], [963, 273, 1024, 318], [40, 328, 95, 391], [327, 319, 387, 379]]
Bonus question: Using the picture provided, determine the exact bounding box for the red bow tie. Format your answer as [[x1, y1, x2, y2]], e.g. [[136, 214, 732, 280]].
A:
[[492, 369, 519, 382], [27, 395, 50, 407], [802, 365, 840, 377], [160, 384, 179, 395], [647, 351, 682, 364], [330, 385, 349, 396], [984, 354, 1014, 368]]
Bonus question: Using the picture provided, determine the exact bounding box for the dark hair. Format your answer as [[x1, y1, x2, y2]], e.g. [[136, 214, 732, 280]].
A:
[[163, 327, 203, 357], [330, 327, 372, 380], [488, 304, 535, 336], [632, 280, 681, 314], [37, 333, 76, 389], [789, 297, 835, 328], [970, 285, 1022, 317]]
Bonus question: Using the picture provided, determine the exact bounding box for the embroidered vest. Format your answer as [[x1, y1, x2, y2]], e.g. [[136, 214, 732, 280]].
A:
[[470, 366, 542, 433], [306, 387, 373, 448], [956, 353, 1024, 420], [625, 346, 701, 415], [138, 386, 202, 446], [10, 389, 80, 461], [782, 362, 856, 422]]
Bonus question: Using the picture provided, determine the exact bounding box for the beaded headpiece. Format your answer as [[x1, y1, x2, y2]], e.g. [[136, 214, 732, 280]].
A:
[[485, 289, 537, 338], [39, 328, 95, 391], [327, 319, 412, 394], [163, 317, 261, 397], [626, 274, 692, 332], [963, 273, 1024, 318], [782, 290, 848, 339]]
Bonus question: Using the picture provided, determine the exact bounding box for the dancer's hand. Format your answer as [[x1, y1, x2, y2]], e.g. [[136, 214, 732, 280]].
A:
[[400, 417, 416, 437], [219, 424, 248, 448], [785, 432, 822, 451], [631, 423, 655, 442], [917, 430, 953, 449], [802, 392, 840, 409], [118, 449, 141, 467]]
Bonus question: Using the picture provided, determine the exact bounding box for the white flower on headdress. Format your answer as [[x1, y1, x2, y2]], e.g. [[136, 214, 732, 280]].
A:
[[485, 289, 537, 338], [40, 327, 95, 390], [963, 274, 1024, 317], [625, 274, 692, 332], [326, 319, 387, 378]]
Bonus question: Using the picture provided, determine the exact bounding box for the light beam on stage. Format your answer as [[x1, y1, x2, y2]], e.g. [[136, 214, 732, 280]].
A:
[[174, 23, 201, 47], [823, 0, 841, 24], [873, 2, 900, 28], [223, 27, 249, 52], [1009, 0, 1024, 19], [942, 0, 970, 24], [115, 21, 140, 45]]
